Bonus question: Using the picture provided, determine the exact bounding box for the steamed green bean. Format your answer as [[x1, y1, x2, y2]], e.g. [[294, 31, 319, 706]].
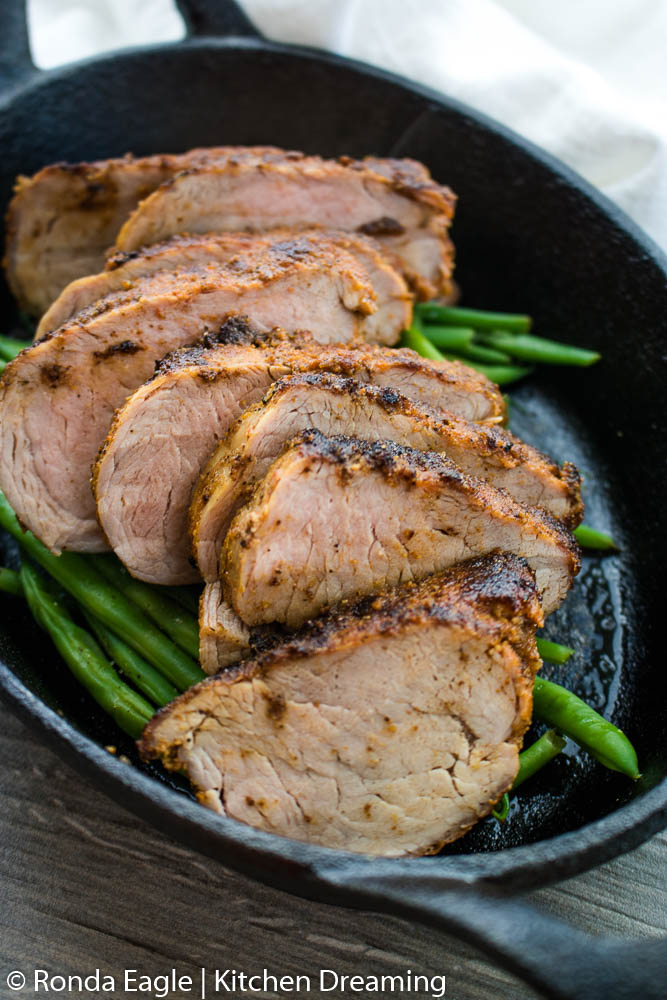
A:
[[20, 562, 153, 739], [93, 554, 199, 660], [0, 492, 204, 692], [533, 676, 639, 779], [416, 303, 532, 332]]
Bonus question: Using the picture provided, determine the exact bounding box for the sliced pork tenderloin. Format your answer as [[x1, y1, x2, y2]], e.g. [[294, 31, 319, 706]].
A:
[[191, 371, 582, 581], [141, 554, 541, 857], [4, 145, 289, 317], [36, 229, 411, 339], [198, 586, 253, 672], [0, 234, 400, 553], [93, 327, 505, 584], [200, 581, 252, 674], [113, 151, 455, 300], [223, 431, 580, 627], [199, 581, 283, 674]]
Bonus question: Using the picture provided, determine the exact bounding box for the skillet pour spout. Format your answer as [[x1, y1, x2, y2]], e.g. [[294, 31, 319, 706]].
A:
[[0, 0, 665, 997]]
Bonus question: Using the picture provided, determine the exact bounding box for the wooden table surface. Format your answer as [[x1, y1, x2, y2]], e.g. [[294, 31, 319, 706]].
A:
[[1, 707, 665, 1000]]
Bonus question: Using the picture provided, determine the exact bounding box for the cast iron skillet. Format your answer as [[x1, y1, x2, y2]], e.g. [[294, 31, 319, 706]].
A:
[[1, 2, 665, 996]]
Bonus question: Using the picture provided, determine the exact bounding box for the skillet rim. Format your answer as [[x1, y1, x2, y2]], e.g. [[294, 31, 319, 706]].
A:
[[0, 33, 666, 892]]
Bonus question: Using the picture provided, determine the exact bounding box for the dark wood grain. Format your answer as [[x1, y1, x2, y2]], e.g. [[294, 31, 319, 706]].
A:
[[0, 708, 664, 999]]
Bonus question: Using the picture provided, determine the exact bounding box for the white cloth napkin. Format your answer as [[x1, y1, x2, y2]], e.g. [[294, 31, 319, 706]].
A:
[[27, 0, 667, 250]]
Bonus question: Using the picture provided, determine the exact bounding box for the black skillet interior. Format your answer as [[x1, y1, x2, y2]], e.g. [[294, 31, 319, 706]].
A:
[[0, 2, 666, 997]]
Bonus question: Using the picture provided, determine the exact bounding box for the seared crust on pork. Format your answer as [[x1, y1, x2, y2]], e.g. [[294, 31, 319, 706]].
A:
[[223, 431, 580, 626], [191, 371, 582, 580], [93, 326, 505, 584], [36, 229, 412, 339], [141, 554, 541, 857], [156, 326, 504, 422], [113, 151, 455, 300]]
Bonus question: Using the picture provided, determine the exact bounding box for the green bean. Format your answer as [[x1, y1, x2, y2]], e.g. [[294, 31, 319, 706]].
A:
[[416, 303, 532, 332], [0, 492, 204, 691], [493, 729, 566, 821], [83, 610, 179, 708], [0, 359, 6, 375], [419, 325, 475, 352], [491, 793, 510, 822], [0, 566, 23, 596], [20, 562, 153, 739], [0, 334, 28, 359], [536, 637, 574, 664], [0, 334, 28, 362], [574, 524, 618, 551], [93, 554, 199, 659], [400, 325, 445, 361], [513, 729, 566, 789], [478, 330, 600, 367], [533, 676, 639, 779], [458, 342, 513, 365], [438, 353, 534, 385]]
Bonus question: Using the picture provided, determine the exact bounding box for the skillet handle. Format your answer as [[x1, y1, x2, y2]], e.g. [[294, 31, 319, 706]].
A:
[[324, 873, 667, 1000], [0, 0, 259, 96], [0, 0, 37, 94], [175, 0, 262, 40]]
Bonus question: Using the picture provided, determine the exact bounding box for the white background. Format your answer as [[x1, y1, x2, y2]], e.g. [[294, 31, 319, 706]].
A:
[[27, 0, 667, 251]]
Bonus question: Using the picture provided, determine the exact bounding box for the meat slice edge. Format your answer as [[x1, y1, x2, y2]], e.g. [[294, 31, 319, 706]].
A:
[[199, 581, 283, 674], [141, 554, 540, 857], [200, 581, 251, 673]]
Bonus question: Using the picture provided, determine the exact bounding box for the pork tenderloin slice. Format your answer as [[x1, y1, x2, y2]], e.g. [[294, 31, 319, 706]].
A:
[[4, 146, 295, 317], [223, 431, 580, 627], [199, 585, 252, 672], [113, 153, 456, 300], [93, 328, 505, 584], [192, 372, 582, 581], [94, 346, 295, 582], [36, 229, 411, 339], [199, 581, 283, 673], [200, 581, 252, 673], [142, 554, 540, 857], [0, 237, 391, 553]]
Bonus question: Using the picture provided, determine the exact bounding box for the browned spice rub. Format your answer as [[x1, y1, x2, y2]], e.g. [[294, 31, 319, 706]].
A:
[[35, 229, 412, 339], [112, 150, 455, 301], [222, 430, 580, 627]]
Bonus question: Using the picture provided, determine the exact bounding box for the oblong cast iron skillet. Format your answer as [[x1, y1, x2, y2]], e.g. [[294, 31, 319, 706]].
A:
[[0, 2, 665, 997]]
